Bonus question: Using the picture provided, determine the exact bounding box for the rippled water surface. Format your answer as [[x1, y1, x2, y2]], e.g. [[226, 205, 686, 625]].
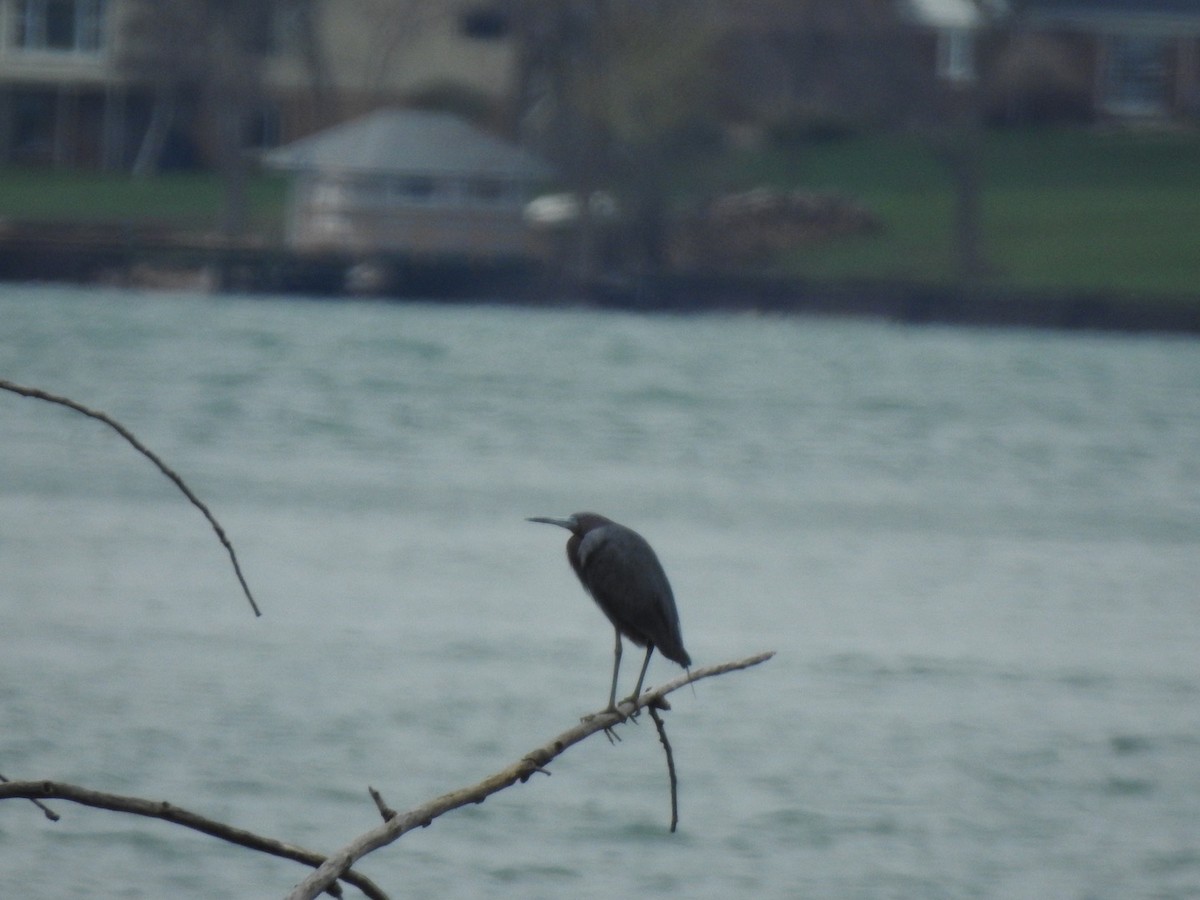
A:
[[2, 285, 1198, 898]]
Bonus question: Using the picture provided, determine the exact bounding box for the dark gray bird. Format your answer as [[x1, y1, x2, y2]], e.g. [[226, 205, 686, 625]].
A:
[[527, 512, 691, 713]]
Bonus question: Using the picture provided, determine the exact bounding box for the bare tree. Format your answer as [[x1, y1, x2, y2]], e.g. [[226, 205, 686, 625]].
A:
[[119, 0, 274, 243], [709, 0, 926, 132], [120, 0, 343, 241], [513, 1, 719, 279], [702, 0, 1004, 286], [336, 0, 442, 100], [512, 1, 612, 279], [119, 0, 212, 175], [930, 5, 1010, 286]]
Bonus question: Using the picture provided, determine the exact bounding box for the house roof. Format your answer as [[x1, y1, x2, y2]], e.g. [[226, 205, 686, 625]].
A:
[[264, 109, 554, 181], [906, 0, 1200, 30], [1026, 0, 1200, 12], [1020, 0, 1200, 31], [904, 0, 1009, 29]]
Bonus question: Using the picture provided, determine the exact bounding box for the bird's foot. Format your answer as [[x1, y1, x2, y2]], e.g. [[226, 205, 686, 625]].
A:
[[621, 691, 670, 719], [581, 705, 627, 725], [621, 693, 646, 720], [580, 706, 627, 743]]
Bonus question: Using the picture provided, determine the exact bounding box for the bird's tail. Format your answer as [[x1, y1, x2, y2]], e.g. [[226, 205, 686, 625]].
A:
[[660, 640, 691, 669]]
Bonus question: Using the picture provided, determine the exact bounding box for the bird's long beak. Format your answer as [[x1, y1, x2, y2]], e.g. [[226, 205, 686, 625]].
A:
[[527, 515, 575, 530]]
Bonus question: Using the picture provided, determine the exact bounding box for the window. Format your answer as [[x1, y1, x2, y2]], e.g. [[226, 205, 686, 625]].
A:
[[10, 90, 56, 162], [1102, 35, 1170, 117], [17, 0, 106, 53], [245, 103, 281, 150], [459, 6, 509, 40]]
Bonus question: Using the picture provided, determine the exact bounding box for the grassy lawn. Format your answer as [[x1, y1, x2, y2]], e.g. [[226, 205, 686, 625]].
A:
[[1, 127, 1197, 300], [680, 127, 1200, 299], [0, 167, 287, 233]]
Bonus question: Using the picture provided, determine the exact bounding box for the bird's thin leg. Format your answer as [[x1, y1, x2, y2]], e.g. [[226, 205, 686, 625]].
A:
[[607, 627, 623, 712], [629, 645, 655, 705], [582, 629, 626, 728]]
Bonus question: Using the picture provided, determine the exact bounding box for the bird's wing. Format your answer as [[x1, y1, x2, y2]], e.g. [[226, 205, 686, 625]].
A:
[[577, 524, 687, 662]]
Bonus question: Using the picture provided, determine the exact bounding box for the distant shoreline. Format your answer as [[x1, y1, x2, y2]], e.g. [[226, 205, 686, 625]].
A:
[[578, 273, 1200, 335], [2, 227, 1197, 336]]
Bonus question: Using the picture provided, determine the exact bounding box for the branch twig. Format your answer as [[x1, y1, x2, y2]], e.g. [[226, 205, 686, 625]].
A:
[[0, 780, 386, 899], [285, 650, 775, 900], [0, 379, 260, 617], [368, 787, 397, 822], [0, 772, 59, 821], [0, 654, 774, 898], [647, 703, 679, 832]]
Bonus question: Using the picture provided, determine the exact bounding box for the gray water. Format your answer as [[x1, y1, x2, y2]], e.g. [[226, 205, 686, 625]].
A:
[[1, 284, 1198, 899]]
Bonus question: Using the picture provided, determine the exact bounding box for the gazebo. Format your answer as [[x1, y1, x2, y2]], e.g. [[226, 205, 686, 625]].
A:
[[264, 110, 554, 260]]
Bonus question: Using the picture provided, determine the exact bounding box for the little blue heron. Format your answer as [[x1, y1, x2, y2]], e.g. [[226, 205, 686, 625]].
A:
[[527, 512, 691, 713]]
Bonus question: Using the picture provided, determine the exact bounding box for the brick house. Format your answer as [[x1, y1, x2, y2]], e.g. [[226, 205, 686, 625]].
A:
[[1016, 0, 1200, 120], [0, 0, 516, 169]]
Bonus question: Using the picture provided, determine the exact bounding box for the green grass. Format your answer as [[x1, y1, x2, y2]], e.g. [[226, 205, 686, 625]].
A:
[[2, 128, 1198, 300], [677, 128, 1200, 298], [0, 167, 287, 232]]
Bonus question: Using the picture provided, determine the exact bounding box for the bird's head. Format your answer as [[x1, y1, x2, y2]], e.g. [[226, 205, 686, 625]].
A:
[[526, 512, 611, 535]]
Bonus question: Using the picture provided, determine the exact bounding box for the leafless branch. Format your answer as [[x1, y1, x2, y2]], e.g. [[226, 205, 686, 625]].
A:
[[647, 702, 679, 832], [0, 378, 261, 617], [0, 772, 59, 821], [0, 653, 772, 897], [368, 786, 397, 822], [286, 651, 776, 900], [0, 780, 386, 899]]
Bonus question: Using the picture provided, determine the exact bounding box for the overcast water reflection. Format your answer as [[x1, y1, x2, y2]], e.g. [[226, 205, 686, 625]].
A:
[[2, 285, 1198, 899]]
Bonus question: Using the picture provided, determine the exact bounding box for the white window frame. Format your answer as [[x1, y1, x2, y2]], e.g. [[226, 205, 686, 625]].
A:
[[17, 0, 106, 54], [1101, 33, 1170, 117]]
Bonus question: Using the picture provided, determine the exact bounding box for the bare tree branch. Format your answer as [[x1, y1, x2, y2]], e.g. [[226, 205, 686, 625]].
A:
[[0, 780, 386, 899], [0, 772, 59, 821], [286, 651, 776, 900], [0, 653, 772, 897], [0, 379, 261, 617], [368, 786, 398, 822], [647, 702, 679, 832]]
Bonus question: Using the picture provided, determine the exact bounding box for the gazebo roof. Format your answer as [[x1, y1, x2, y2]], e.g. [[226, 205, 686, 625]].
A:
[[264, 109, 554, 181]]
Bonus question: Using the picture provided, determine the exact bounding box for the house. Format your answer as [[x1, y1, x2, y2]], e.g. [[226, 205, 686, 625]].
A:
[[0, 0, 517, 169], [0, 0, 124, 167], [1015, 0, 1200, 120], [905, 0, 1200, 121], [263, 108, 553, 260]]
